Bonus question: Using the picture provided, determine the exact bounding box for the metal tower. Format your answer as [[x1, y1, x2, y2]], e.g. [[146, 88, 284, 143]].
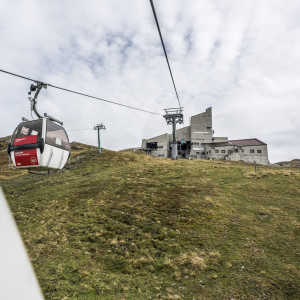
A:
[[94, 123, 106, 153], [163, 108, 183, 160]]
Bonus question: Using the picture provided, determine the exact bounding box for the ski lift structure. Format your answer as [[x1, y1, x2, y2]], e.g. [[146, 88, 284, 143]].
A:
[[7, 83, 70, 170]]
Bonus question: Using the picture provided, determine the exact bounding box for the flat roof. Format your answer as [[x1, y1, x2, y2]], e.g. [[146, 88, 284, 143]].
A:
[[206, 138, 266, 147]]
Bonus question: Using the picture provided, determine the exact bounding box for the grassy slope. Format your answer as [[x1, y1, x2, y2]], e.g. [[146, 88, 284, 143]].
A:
[[0, 143, 299, 299]]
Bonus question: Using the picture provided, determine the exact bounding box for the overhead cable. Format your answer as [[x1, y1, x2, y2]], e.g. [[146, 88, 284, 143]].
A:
[[149, 0, 182, 109], [0, 68, 162, 116], [67, 128, 93, 132]]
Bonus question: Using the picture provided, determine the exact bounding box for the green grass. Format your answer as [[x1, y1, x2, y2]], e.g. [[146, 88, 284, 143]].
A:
[[0, 144, 299, 299]]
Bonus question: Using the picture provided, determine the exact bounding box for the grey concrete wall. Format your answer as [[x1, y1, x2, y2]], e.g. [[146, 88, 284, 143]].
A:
[[141, 139, 147, 149], [190, 107, 215, 157], [142, 133, 169, 158], [205, 144, 269, 165], [213, 137, 228, 143], [146, 133, 169, 144], [226, 145, 269, 165], [175, 126, 191, 141], [148, 149, 168, 158], [205, 145, 234, 160], [191, 109, 213, 140]]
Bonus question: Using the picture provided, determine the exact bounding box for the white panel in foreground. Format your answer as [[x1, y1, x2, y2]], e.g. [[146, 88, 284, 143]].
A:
[[0, 187, 44, 300]]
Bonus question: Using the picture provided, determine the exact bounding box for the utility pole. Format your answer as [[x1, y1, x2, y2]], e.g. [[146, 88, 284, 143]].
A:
[[163, 108, 183, 160], [94, 123, 106, 153]]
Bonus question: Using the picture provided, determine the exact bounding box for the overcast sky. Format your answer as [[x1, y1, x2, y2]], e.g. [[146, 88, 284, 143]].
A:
[[0, 0, 299, 163]]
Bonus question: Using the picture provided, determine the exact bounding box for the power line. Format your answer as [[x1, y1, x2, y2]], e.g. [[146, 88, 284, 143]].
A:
[[0, 68, 163, 116], [149, 0, 182, 109], [67, 128, 93, 132], [47, 83, 162, 116]]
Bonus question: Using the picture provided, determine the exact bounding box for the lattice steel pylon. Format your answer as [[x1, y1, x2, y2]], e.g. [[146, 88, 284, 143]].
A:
[[94, 123, 106, 153], [163, 108, 183, 160]]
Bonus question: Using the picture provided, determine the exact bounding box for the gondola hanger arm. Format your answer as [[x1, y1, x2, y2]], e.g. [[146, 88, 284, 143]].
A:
[[28, 82, 47, 119]]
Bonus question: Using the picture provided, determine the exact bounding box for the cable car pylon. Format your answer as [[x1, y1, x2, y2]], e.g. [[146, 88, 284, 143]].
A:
[[163, 108, 183, 160], [94, 123, 106, 153]]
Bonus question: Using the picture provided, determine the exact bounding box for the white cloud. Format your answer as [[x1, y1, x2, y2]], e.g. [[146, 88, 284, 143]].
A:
[[0, 0, 299, 163]]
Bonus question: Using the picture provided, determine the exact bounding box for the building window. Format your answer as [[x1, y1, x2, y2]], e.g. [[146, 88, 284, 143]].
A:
[[221, 150, 225, 153], [157, 146, 163, 149], [215, 150, 219, 153], [228, 150, 232, 154], [192, 142, 200, 146], [196, 152, 200, 155], [250, 149, 254, 153], [147, 142, 157, 149], [158, 154, 164, 157], [257, 150, 262, 153]]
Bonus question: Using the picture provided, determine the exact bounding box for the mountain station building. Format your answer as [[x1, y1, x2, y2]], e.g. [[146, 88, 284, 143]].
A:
[[141, 107, 269, 165]]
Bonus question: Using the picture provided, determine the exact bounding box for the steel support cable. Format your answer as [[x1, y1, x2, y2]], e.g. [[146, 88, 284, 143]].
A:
[[67, 128, 93, 132], [149, 0, 182, 109], [0, 68, 162, 116]]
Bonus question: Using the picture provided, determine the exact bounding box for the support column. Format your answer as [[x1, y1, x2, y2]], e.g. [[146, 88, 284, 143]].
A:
[[97, 128, 101, 153], [163, 108, 183, 160], [94, 123, 106, 154]]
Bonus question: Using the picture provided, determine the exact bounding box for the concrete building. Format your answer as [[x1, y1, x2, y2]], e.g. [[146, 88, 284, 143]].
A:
[[205, 139, 269, 165], [141, 107, 269, 165]]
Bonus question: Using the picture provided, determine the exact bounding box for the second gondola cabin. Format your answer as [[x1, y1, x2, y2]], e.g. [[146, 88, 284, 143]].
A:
[[8, 117, 70, 169]]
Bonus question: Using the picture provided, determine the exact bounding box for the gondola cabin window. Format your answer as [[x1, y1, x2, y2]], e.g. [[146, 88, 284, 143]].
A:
[[46, 120, 70, 151], [12, 120, 42, 144]]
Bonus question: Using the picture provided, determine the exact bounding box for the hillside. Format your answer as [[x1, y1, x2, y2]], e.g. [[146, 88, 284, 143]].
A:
[[0, 140, 299, 299], [275, 159, 300, 168]]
